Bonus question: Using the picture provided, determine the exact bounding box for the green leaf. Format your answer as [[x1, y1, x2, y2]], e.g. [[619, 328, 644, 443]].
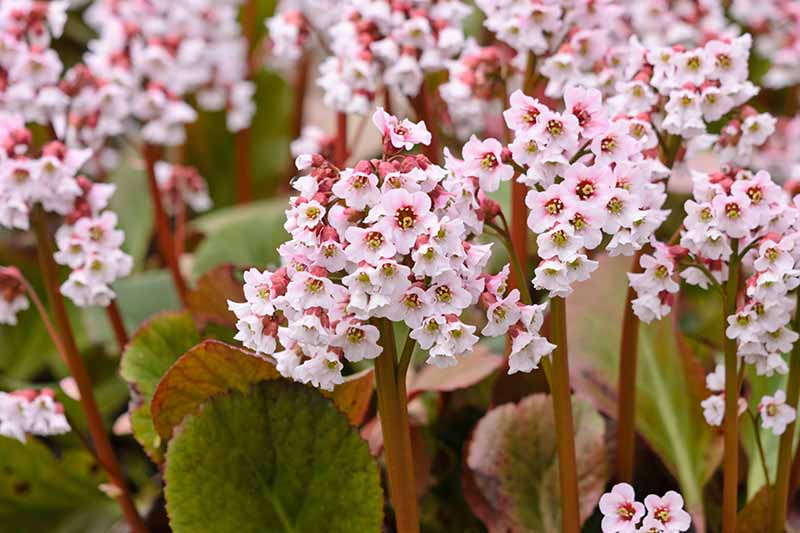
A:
[[107, 154, 153, 271], [0, 436, 115, 532], [151, 340, 281, 440], [567, 254, 722, 518], [191, 199, 289, 278], [464, 394, 607, 532], [81, 269, 181, 349], [164, 381, 383, 533], [120, 311, 201, 461]]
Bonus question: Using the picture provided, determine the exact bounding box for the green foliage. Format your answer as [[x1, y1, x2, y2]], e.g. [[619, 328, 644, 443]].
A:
[[164, 381, 383, 533], [567, 253, 722, 519], [120, 311, 202, 461], [0, 437, 117, 532], [191, 199, 289, 277]]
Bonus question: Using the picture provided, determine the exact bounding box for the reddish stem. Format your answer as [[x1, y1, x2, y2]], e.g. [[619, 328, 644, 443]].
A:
[[235, 128, 253, 204], [335, 112, 348, 167], [31, 207, 146, 533], [105, 300, 129, 351], [142, 143, 189, 306], [615, 250, 643, 482], [410, 83, 441, 164]]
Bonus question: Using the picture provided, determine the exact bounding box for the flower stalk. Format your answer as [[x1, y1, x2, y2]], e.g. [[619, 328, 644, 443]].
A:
[[616, 249, 644, 483], [335, 112, 348, 167], [542, 296, 581, 533], [374, 318, 419, 533], [769, 289, 800, 533], [105, 301, 129, 351], [722, 240, 741, 533], [142, 143, 189, 306], [31, 206, 146, 533]]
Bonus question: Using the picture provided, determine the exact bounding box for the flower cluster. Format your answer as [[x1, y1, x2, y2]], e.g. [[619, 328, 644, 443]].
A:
[[53, 178, 133, 307], [730, 0, 800, 89], [154, 162, 213, 215], [0, 134, 91, 231], [631, 168, 797, 325], [82, 0, 254, 144], [476, 0, 624, 58], [0, 266, 29, 326], [229, 108, 495, 389], [0, 0, 68, 126], [0, 388, 70, 443], [455, 86, 669, 297], [270, 0, 470, 114]]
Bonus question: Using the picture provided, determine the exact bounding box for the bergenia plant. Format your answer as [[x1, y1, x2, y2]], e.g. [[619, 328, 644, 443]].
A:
[[2, 1, 800, 533]]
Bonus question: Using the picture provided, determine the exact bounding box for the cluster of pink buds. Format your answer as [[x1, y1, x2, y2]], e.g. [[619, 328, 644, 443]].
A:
[[0, 266, 29, 325], [598, 483, 691, 533], [309, 0, 470, 114], [53, 179, 133, 308], [229, 108, 507, 388], [0, 388, 70, 443], [83, 0, 254, 142], [0, 131, 92, 230], [154, 162, 212, 215], [439, 40, 517, 138]]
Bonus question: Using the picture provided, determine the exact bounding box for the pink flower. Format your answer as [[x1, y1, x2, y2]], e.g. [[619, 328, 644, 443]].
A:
[[372, 188, 435, 254], [372, 107, 432, 151], [462, 135, 514, 192], [643, 491, 691, 532], [503, 90, 548, 133], [599, 483, 645, 533], [564, 85, 608, 138]]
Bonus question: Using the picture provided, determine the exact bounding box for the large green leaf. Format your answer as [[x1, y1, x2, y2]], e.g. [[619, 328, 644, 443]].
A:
[[191, 199, 289, 277], [120, 311, 201, 461], [0, 436, 117, 532], [567, 254, 722, 521], [464, 394, 607, 532], [164, 381, 383, 533]]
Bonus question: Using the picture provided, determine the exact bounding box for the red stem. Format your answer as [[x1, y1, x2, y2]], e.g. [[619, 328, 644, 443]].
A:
[[335, 112, 348, 167], [410, 83, 441, 165], [142, 143, 189, 306], [105, 300, 129, 351], [615, 250, 643, 482], [31, 207, 146, 533]]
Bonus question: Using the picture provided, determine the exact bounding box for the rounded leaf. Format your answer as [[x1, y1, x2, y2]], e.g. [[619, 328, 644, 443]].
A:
[[164, 380, 383, 533]]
